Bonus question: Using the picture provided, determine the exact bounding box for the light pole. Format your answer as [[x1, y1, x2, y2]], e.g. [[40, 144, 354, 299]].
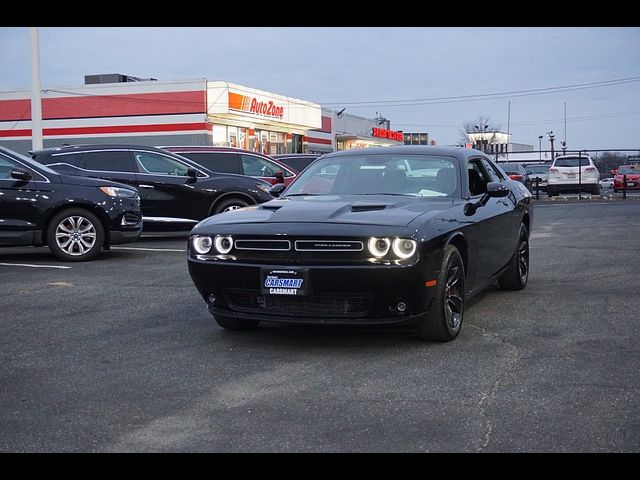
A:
[[538, 135, 543, 161], [474, 124, 489, 152], [547, 131, 555, 161]]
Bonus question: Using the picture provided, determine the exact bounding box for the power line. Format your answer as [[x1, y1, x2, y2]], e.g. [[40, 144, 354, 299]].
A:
[[319, 76, 640, 108]]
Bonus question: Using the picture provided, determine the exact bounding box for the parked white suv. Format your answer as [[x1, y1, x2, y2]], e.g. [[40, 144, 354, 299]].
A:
[[547, 154, 600, 197]]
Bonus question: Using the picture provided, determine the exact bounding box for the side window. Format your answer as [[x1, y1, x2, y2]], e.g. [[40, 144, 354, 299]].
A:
[[178, 152, 241, 174], [467, 158, 492, 196], [82, 151, 133, 172], [0, 154, 16, 179], [50, 152, 82, 167], [134, 152, 189, 176], [481, 158, 504, 183], [240, 154, 287, 177]]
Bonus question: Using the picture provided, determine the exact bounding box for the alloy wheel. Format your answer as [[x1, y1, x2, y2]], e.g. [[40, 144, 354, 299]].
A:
[[444, 263, 464, 329], [55, 216, 97, 256]]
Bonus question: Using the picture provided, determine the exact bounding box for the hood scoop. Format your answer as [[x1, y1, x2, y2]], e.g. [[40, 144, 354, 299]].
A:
[[261, 204, 284, 211], [350, 203, 389, 213]]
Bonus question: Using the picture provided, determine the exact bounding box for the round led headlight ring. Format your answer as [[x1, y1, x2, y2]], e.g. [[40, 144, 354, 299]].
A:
[[192, 235, 213, 254], [392, 238, 417, 259], [368, 237, 391, 258], [214, 235, 234, 254]]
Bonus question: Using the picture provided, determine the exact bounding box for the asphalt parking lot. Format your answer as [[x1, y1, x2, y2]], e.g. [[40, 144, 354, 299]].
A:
[[1, 200, 639, 452]]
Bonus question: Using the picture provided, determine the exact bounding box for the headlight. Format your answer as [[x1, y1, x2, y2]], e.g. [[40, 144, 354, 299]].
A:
[[192, 235, 213, 254], [99, 186, 137, 198], [368, 237, 390, 257], [256, 183, 272, 194], [392, 238, 417, 259], [214, 235, 234, 254]]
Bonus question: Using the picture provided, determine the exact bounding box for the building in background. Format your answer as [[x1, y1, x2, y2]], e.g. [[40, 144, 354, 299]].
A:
[[403, 132, 429, 145], [0, 75, 321, 156], [466, 131, 533, 156]]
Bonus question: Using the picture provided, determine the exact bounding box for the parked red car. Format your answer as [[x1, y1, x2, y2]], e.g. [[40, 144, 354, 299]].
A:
[[159, 146, 299, 187], [613, 165, 640, 192]]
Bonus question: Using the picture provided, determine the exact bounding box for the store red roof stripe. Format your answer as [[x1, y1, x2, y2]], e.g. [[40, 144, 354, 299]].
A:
[[0, 122, 209, 138], [0, 91, 206, 122], [304, 136, 332, 145]]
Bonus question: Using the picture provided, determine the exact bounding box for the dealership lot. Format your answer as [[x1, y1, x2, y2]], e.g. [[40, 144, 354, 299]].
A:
[[1, 201, 639, 452]]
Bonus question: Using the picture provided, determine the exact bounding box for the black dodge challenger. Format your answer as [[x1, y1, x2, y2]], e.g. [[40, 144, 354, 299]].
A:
[[187, 146, 533, 341]]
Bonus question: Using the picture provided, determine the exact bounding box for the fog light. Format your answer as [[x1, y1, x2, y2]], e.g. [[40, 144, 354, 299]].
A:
[[208, 294, 216, 304], [397, 302, 407, 313]]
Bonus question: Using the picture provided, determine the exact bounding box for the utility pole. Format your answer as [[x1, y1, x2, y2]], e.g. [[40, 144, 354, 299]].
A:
[[30, 27, 43, 151]]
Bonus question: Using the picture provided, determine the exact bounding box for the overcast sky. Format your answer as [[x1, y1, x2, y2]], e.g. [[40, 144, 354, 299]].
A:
[[1, 27, 639, 150]]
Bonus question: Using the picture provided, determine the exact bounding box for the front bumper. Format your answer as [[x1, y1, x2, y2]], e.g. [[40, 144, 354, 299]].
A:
[[188, 257, 440, 325]]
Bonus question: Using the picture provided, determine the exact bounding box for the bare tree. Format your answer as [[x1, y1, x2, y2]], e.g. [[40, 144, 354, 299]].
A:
[[459, 116, 501, 149]]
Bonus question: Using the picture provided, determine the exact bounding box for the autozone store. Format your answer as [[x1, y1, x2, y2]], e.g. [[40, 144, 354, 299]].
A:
[[0, 79, 322, 155]]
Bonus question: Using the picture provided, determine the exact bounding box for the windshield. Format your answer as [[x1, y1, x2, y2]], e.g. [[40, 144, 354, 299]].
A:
[[618, 166, 639, 174], [527, 165, 550, 174], [284, 154, 459, 198], [0, 148, 59, 175], [554, 158, 591, 167]]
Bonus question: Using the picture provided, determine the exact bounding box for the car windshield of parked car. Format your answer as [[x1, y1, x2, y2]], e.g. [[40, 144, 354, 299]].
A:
[[554, 158, 590, 167], [284, 154, 459, 197], [618, 166, 639, 174]]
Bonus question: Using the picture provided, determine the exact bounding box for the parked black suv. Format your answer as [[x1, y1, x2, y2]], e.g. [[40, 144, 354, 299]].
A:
[[0, 146, 142, 261], [31, 145, 274, 232]]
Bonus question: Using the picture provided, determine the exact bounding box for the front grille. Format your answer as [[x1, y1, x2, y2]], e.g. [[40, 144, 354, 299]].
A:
[[224, 288, 372, 319], [234, 239, 291, 251], [294, 240, 363, 252]]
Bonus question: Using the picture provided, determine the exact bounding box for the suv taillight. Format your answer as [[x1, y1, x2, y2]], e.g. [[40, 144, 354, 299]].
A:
[[549, 167, 559, 173], [585, 167, 596, 172]]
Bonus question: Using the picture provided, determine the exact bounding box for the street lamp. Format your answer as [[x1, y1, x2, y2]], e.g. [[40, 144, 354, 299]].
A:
[[538, 135, 543, 161], [547, 131, 555, 160], [474, 124, 489, 152]]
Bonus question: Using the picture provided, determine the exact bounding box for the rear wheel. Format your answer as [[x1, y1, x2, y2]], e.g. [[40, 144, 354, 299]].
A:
[[46, 208, 104, 262], [417, 245, 465, 342], [498, 224, 529, 291], [591, 185, 600, 195], [213, 314, 260, 331]]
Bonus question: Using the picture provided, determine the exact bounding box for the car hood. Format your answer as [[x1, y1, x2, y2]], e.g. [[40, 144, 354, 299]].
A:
[[198, 195, 455, 227]]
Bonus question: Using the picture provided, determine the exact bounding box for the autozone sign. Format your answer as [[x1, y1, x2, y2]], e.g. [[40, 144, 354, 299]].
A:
[[372, 127, 403, 141], [229, 92, 285, 119]]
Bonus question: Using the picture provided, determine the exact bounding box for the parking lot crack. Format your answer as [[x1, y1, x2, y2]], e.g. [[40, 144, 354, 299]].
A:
[[467, 322, 521, 452]]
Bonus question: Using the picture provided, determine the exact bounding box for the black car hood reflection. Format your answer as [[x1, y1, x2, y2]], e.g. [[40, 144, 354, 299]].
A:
[[201, 195, 455, 227]]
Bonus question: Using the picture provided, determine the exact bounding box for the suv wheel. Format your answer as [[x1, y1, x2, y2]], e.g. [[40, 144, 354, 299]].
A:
[[213, 197, 250, 215], [47, 208, 104, 262]]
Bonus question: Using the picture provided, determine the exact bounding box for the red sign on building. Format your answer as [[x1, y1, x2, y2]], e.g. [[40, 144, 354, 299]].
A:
[[371, 127, 403, 142]]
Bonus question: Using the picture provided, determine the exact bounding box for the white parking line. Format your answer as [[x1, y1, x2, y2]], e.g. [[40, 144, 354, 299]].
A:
[[0, 262, 71, 269], [111, 246, 186, 252]]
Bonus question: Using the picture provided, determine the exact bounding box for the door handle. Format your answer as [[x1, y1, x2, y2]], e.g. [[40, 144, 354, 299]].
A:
[[139, 184, 155, 189]]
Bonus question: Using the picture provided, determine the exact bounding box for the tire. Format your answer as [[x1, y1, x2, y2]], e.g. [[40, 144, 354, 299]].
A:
[[591, 185, 599, 195], [417, 245, 465, 342], [46, 208, 104, 262], [212, 197, 250, 215], [213, 314, 260, 331], [547, 187, 556, 197], [498, 224, 529, 291]]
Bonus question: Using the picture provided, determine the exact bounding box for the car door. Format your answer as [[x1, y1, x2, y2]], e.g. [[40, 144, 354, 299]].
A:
[[0, 152, 53, 245], [131, 150, 206, 221], [463, 157, 516, 288]]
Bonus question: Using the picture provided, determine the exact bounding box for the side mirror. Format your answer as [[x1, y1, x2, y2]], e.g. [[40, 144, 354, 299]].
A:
[[10, 168, 32, 182], [486, 181, 509, 198], [187, 168, 198, 179], [274, 170, 285, 184], [269, 183, 286, 197]]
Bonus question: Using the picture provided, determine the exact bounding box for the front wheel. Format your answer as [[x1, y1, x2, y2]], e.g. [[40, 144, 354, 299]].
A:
[[46, 208, 104, 262], [417, 245, 465, 342], [212, 197, 250, 215], [213, 314, 260, 331], [498, 224, 529, 291]]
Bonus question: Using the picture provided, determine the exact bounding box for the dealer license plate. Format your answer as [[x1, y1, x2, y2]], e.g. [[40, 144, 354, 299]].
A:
[[261, 268, 308, 296], [567, 173, 576, 179]]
